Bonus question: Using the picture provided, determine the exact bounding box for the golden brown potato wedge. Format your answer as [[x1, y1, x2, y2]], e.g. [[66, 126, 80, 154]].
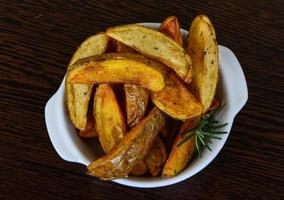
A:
[[187, 15, 219, 112], [107, 24, 193, 83], [66, 32, 108, 130], [67, 53, 167, 92], [79, 109, 97, 138], [144, 136, 167, 176], [124, 84, 149, 127], [87, 107, 166, 180], [162, 118, 199, 178], [151, 72, 203, 120], [130, 160, 148, 176], [159, 16, 183, 46], [94, 84, 126, 153]]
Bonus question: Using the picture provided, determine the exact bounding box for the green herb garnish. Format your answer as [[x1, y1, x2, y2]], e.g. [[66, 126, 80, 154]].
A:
[[178, 106, 228, 157]]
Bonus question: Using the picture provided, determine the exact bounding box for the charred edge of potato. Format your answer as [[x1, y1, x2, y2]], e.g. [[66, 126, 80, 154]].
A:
[[94, 84, 126, 153], [159, 16, 183, 46], [162, 118, 199, 178], [87, 107, 166, 180]]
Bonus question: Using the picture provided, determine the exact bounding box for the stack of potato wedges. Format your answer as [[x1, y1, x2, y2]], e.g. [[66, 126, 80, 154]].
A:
[[65, 15, 219, 180]]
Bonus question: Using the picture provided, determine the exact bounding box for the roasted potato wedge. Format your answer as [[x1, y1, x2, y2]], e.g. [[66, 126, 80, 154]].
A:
[[187, 15, 219, 112], [130, 160, 148, 176], [66, 32, 108, 130], [151, 72, 203, 120], [107, 24, 193, 83], [159, 16, 183, 46], [145, 136, 167, 176], [162, 118, 199, 178], [79, 110, 97, 138], [124, 84, 149, 127], [67, 53, 167, 92], [88, 107, 166, 180], [94, 84, 126, 153]]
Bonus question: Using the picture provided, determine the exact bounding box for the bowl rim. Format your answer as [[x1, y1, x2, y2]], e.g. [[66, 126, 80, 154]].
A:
[[45, 22, 248, 188]]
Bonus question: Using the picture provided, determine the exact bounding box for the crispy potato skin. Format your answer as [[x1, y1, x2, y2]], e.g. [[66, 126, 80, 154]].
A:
[[107, 24, 193, 83], [94, 84, 126, 153], [151, 72, 203, 120], [67, 53, 167, 92], [187, 15, 219, 112], [124, 84, 149, 127], [66, 32, 108, 130], [144, 136, 167, 176], [87, 107, 166, 180], [162, 118, 199, 178], [159, 16, 183, 46], [79, 110, 97, 138]]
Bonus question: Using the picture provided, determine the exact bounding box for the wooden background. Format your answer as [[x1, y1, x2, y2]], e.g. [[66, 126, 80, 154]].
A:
[[1, 0, 284, 199]]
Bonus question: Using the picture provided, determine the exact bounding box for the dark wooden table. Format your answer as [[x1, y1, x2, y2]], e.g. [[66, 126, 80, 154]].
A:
[[1, 1, 284, 199]]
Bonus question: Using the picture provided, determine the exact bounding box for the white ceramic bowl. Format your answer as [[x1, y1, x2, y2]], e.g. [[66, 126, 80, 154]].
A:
[[45, 23, 248, 188]]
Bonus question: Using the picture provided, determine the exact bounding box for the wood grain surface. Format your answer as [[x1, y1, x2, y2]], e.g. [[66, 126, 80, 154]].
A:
[[1, 0, 284, 199]]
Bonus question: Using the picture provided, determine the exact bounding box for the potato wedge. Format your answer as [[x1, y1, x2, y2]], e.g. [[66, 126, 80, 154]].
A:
[[144, 136, 167, 176], [67, 53, 167, 92], [94, 84, 126, 153], [159, 16, 183, 46], [88, 107, 166, 180], [66, 32, 108, 130], [151, 72, 203, 120], [79, 109, 97, 138], [124, 84, 149, 127], [107, 24, 193, 83], [162, 118, 199, 178], [130, 160, 148, 176], [187, 15, 219, 112]]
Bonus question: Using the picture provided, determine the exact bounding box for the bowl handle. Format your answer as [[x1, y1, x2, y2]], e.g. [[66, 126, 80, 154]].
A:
[[219, 46, 248, 115], [45, 82, 90, 166]]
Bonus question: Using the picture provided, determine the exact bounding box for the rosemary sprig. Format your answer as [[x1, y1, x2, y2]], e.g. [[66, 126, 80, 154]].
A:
[[178, 106, 228, 157]]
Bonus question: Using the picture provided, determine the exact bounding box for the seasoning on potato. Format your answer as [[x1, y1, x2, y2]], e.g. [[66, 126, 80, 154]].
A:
[[106, 24, 193, 83], [187, 15, 219, 113]]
